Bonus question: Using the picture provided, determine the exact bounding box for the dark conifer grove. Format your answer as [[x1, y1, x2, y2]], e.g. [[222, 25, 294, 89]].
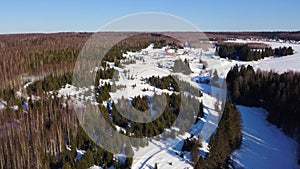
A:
[[216, 43, 293, 61]]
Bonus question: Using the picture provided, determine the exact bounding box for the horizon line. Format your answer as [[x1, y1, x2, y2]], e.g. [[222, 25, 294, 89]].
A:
[[1, 30, 300, 35]]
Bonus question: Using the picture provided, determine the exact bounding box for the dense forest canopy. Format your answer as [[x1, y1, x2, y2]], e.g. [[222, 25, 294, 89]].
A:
[[0, 33, 182, 89], [0, 33, 189, 169]]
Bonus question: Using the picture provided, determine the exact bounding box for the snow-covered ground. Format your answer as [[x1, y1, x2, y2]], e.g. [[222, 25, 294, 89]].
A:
[[214, 40, 300, 169], [1, 38, 297, 168], [253, 40, 300, 73], [88, 165, 103, 169], [49, 39, 300, 168], [231, 106, 298, 169], [108, 46, 225, 168], [227, 39, 300, 74], [132, 134, 192, 169], [0, 100, 7, 110], [127, 40, 300, 169]]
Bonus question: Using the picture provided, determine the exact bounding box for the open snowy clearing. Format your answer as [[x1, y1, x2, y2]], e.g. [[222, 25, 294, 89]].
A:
[[231, 106, 298, 169]]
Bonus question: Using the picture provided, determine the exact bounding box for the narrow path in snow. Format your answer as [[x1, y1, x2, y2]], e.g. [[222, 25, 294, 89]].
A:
[[138, 149, 164, 169]]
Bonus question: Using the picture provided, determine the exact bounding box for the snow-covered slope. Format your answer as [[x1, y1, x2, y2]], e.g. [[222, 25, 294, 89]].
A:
[[231, 106, 298, 169]]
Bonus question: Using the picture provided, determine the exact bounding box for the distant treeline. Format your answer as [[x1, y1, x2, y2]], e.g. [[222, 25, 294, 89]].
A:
[[256, 31, 300, 41], [206, 31, 300, 41], [216, 44, 293, 61]]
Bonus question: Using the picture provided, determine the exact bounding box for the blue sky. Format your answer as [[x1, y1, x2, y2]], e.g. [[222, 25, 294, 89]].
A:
[[0, 0, 299, 34]]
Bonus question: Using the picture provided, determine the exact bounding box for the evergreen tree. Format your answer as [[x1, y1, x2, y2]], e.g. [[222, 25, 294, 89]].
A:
[[206, 101, 242, 168], [211, 70, 219, 87]]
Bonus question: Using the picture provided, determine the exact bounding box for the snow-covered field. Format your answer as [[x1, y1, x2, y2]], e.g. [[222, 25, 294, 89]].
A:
[[227, 39, 300, 74], [231, 106, 298, 169]]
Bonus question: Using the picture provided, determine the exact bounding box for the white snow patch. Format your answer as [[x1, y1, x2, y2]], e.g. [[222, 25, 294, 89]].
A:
[[76, 149, 86, 160], [0, 100, 7, 110], [88, 165, 103, 169]]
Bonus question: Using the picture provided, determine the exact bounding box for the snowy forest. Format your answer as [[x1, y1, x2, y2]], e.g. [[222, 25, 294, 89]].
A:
[[226, 65, 300, 163]]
